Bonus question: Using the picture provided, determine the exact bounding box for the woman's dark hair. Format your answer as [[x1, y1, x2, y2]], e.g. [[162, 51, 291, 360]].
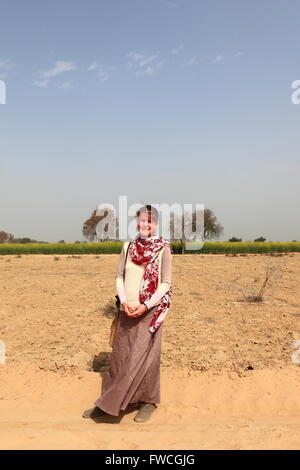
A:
[[136, 204, 159, 223]]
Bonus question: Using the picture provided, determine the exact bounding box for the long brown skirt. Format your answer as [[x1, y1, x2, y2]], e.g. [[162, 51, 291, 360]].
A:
[[94, 306, 163, 416]]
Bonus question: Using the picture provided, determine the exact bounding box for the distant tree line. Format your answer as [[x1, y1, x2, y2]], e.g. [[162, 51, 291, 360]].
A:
[[229, 236, 267, 242], [0, 231, 48, 244], [1, 208, 298, 246]]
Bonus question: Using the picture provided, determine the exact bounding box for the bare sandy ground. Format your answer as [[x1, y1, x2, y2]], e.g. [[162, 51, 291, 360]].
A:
[[0, 252, 299, 449]]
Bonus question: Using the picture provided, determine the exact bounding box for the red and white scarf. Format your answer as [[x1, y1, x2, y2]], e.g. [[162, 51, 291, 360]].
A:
[[128, 234, 173, 333]]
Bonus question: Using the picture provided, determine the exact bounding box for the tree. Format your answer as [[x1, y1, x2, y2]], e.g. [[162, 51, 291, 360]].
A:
[[18, 237, 33, 244], [204, 209, 224, 240], [170, 208, 223, 253], [0, 231, 15, 243], [254, 237, 266, 242], [82, 207, 118, 242], [229, 237, 242, 242]]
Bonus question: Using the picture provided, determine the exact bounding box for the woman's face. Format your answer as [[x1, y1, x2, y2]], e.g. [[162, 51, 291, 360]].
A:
[[137, 212, 158, 238]]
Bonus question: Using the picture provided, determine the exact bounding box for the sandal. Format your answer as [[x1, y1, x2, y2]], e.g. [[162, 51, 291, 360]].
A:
[[134, 403, 157, 422], [82, 406, 106, 419]]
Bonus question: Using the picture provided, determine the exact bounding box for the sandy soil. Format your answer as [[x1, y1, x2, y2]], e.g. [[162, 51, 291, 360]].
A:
[[0, 252, 299, 449]]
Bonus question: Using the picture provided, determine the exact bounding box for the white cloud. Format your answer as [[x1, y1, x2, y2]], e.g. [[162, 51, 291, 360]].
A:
[[212, 54, 225, 63], [87, 61, 117, 82], [171, 44, 184, 56], [127, 52, 163, 76], [127, 52, 145, 62], [0, 59, 16, 78], [180, 56, 197, 67], [232, 51, 244, 59], [135, 61, 164, 76], [128, 52, 157, 67], [33, 60, 77, 89], [32, 79, 49, 88], [42, 60, 77, 78], [139, 55, 158, 68], [0, 60, 14, 70], [58, 81, 74, 91], [210, 52, 244, 64], [135, 67, 153, 76], [87, 61, 97, 72]]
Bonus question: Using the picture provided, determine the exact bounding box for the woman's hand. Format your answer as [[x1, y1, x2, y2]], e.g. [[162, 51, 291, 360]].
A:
[[126, 303, 148, 318], [121, 302, 138, 316]]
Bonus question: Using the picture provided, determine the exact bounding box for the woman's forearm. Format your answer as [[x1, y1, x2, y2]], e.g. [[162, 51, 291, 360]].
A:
[[143, 282, 170, 310], [116, 277, 127, 304], [115, 244, 127, 304]]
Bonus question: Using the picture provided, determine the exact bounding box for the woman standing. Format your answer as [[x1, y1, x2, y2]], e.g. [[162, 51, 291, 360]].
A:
[[83, 204, 173, 422]]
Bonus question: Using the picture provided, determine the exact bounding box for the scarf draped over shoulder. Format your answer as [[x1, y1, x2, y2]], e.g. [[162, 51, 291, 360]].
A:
[[128, 234, 173, 333]]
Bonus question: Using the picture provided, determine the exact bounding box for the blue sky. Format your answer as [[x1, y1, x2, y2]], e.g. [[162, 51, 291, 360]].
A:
[[0, 0, 299, 242]]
